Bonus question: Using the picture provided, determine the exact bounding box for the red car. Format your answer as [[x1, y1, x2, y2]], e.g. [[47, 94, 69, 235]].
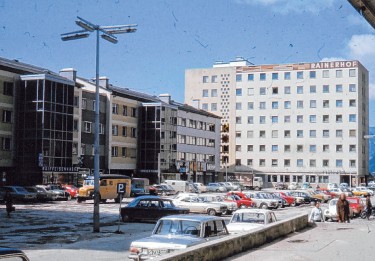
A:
[[272, 191, 296, 207], [318, 188, 336, 198], [347, 196, 365, 216], [224, 193, 256, 208], [61, 185, 78, 198]]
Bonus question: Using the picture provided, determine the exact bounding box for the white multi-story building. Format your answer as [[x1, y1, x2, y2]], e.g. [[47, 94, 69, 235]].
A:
[[185, 58, 369, 187]]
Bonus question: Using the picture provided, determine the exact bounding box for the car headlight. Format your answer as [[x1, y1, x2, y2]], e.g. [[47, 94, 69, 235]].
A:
[[130, 246, 141, 254]]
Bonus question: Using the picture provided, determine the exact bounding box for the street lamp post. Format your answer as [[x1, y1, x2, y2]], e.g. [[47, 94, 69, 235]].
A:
[[61, 16, 137, 232]]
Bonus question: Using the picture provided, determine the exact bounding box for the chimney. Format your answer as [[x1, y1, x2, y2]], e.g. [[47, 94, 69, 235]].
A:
[[99, 76, 109, 88], [59, 68, 77, 82], [159, 93, 171, 104]]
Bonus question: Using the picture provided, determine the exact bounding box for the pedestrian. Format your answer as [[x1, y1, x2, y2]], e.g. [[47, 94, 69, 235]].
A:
[[365, 194, 372, 220], [4, 190, 14, 218], [336, 193, 350, 223], [309, 201, 324, 223]]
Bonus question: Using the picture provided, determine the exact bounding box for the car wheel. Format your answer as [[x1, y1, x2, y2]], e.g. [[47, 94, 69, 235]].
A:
[[260, 203, 268, 209], [77, 198, 82, 203], [207, 209, 216, 216], [324, 216, 328, 222], [291, 201, 296, 207], [66, 194, 71, 201]]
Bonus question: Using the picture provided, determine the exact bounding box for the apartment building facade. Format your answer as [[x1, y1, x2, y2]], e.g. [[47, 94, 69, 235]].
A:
[[185, 59, 369, 187]]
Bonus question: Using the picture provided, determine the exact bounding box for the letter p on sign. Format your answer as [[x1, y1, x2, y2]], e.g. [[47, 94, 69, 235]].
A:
[[117, 183, 126, 194]]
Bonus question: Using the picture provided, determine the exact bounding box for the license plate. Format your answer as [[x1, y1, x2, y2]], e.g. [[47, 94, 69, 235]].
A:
[[147, 249, 168, 256]]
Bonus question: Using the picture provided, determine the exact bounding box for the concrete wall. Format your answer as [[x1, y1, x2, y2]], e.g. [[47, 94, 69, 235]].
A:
[[156, 213, 308, 261]]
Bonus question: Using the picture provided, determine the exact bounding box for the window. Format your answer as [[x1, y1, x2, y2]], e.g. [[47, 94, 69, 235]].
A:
[[284, 145, 291, 152], [3, 82, 13, 96], [323, 160, 329, 167], [284, 101, 291, 109], [111, 146, 118, 157], [336, 69, 343, 78], [297, 115, 303, 123], [202, 89, 209, 97], [247, 131, 254, 138], [82, 98, 87, 109], [349, 99, 356, 107], [236, 159, 242, 166], [323, 70, 329, 78], [236, 74, 242, 82], [211, 89, 218, 97], [83, 121, 92, 133], [310, 85, 316, 93], [259, 87, 266, 95], [310, 159, 316, 167], [99, 123, 105, 134], [248, 88, 254, 95], [112, 125, 118, 136], [349, 129, 356, 137], [259, 102, 266, 110], [247, 145, 253, 151], [323, 145, 330, 152], [235, 102, 242, 110], [349, 69, 356, 77], [297, 145, 303, 152], [336, 115, 343, 123], [271, 116, 278, 123], [284, 72, 291, 80], [272, 101, 278, 109], [336, 84, 343, 92], [310, 145, 316, 152], [235, 88, 242, 96], [336, 145, 343, 152], [236, 132, 242, 139], [259, 159, 266, 167], [284, 86, 291, 94], [349, 114, 356, 122], [323, 100, 329, 108], [310, 115, 316, 123], [272, 159, 278, 167], [309, 71, 316, 79], [336, 100, 343, 107], [310, 100, 316, 108], [236, 117, 242, 124], [272, 87, 278, 94], [1, 137, 11, 150], [203, 76, 209, 83], [248, 102, 254, 110], [297, 86, 303, 94], [131, 108, 137, 117], [297, 100, 303, 108], [323, 85, 329, 93], [309, 130, 316, 138], [297, 159, 303, 167], [248, 74, 254, 81], [297, 71, 303, 79], [236, 145, 241, 152], [349, 160, 356, 167], [284, 115, 291, 123], [284, 159, 290, 167], [259, 116, 266, 124], [122, 126, 127, 137], [202, 103, 208, 110], [112, 104, 119, 114], [211, 103, 217, 111], [323, 115, 329, 123], [336, 129, 343, 137], [349, 145, 356, 152], [349, 84, 356, 92], [336, 160, 343, 167], [2, 110, 12, 123], [260, 73, 266, 81], [122, 105, 128, 116], [272, 130, 278, 138], [284, 130, 291, 138], [247, 159, 253, 166], [131, 127, 137, 138], [323, 130, 329, 138], [259, 131, 266, 138], [122, 147, 127, 157], [297, 130, 303, 138], [211, 75, 218, 83], [73, 120, 79, 131], [247, 116, 254, 124]]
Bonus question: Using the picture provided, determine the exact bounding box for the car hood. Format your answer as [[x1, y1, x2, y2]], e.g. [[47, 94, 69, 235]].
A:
[[131, 235, 206, 249], [227, 223, 263, 232]]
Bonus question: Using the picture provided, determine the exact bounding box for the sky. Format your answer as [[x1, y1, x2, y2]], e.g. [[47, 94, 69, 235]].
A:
[[0, 0, 374, 125]]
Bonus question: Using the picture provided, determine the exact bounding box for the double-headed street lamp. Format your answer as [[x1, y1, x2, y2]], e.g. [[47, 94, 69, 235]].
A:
[[61, 16, 137, 232]]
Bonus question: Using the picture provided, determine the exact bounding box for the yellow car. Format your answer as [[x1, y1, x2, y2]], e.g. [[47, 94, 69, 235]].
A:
[[351, 188, 368, 197]]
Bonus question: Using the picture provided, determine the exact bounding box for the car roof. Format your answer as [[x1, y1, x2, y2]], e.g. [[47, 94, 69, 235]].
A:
[[133, 195, 162, 200], [160, 214, 224, 222], [0, 247, 27, 255]]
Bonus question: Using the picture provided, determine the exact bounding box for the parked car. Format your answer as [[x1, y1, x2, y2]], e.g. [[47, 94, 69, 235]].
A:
[[326, 188, 352, 198], [194, 183, 207, 193], [130, 183, 146, 197], [128, 215, 229, 260], [327, 183, 339, 190], [206, 183, 226, 192], [61, 184, 78, 198], [189, 183, 199, 193], [226, 182, 240, 191], [301, 182, 312, 189], [0, 186, 37, 202], [225, 193, 256, 209], [0, 247, 30, 261], [149, 184, 176, 196], [346, 196, 365, 216], [121, 195, 189, 222], [351, 187, 369, 197], [339, 183, 349, 189], [37, 184, 70, 201], [198, 194, 238, 215], [324, 198, 354, 221], [24, 186, 55, 202], [288, 182, 299, 190], [226, 209, 277, 233], [172, 194, 227, 216], [354, 186, 374, 196], [275, 182, 287, 190], [272, 191, 296, 207], [242, 191, 279, 209], [309, 190, 332, 203], [289, 191, 321, 204]]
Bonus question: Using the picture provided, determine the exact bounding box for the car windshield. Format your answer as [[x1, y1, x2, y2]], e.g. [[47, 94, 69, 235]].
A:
[[154, 219, 201, 237], [83, 179, 94, 186], [15, 187, 27, 193], [231, 212, 265, 224]]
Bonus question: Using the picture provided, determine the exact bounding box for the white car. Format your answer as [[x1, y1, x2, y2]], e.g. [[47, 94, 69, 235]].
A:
[[323, 198, 353, 221], [288, 182, 299, 190], [226, 209, 277, 233], [327, 183, 339, 190], [128, 215, 229, 260], [172, 195, 227, 216], [194, 183, 207, 193], [198, 194, 238, 215], [243, 191, 279, 209]]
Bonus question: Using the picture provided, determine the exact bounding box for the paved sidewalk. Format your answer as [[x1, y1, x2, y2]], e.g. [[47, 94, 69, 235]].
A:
[[225, 220, 375, 261]]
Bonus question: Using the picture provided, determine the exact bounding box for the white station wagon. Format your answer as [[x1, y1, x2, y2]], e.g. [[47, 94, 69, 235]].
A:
[[128, 215, 229, 260], [227, 209, 278, 233]]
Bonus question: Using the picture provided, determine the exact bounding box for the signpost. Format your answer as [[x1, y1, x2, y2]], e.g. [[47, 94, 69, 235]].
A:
[[116, 183, 126, 233]]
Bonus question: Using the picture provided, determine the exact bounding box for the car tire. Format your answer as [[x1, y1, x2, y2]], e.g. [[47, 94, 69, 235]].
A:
[[66, 194, 71, 201], [207, 209, 216, 216], [291, 201, 296, 207], [260, 203, 268, 209], [254, 187, 260, 191]]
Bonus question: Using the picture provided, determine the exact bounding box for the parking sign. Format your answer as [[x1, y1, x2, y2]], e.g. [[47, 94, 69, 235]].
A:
[[117, 183, 126, 194]]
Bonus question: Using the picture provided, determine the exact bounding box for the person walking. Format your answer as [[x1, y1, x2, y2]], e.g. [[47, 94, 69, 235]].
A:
[[336, 193, 350, 223], [4, 190, 14, 218], [309, 201, 324, 223], [365, 194, 372, 220]]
